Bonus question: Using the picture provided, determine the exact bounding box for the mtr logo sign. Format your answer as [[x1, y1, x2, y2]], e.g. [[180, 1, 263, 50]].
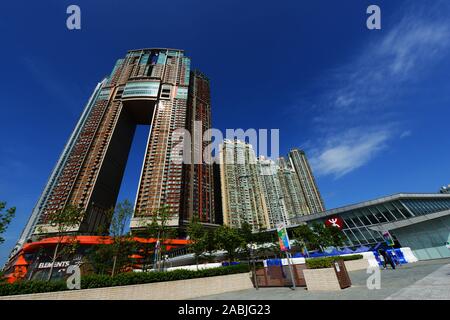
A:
[[325, 216, 344, 230]]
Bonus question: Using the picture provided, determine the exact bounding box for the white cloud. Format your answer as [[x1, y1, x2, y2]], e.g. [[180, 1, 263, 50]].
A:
[[310, 129, 390, 178], [400, 130, 412, 139], [302, 3, 450, 178], [327, 15, 450, 121]]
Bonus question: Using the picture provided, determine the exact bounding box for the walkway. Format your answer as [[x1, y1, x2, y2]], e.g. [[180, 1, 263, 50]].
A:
[[194, 258, 450, 300]]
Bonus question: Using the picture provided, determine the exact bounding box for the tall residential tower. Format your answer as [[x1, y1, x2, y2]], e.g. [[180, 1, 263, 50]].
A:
[[277, 157, 310, 218], [288, 148, 325, 214], [12, 49, 214, 256], [219, 140, 269, 231], [258, 157, 289, 228]]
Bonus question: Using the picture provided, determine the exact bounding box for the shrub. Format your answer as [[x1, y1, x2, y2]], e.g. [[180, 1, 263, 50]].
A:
[[0, 264, 250, 297], [306, 254, 363, 269], [0, 280, 67, 297], [81, 263, 250, 289], [341, 254, 364, 261]]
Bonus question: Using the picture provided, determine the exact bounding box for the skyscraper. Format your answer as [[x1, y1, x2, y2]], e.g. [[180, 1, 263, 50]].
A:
[[181, 70, 216, 225], [288, 148, 325, 214], [219, 140, 269, 231], [13, 48, 214, 254], [258, 157, 288, 228], [277, 157, 310, 218]]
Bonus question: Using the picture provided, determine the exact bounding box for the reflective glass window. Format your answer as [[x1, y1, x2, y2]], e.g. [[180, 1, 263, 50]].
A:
[[385, 202, 404, 220], [363, 209, 379, 224], [343, 217, 355, 228], [350, 216, 363, 227], [358, 227, 374, 243], [344, 230, 361, 245], [356, 212, 372, 226], [372, 206, 388, 222]]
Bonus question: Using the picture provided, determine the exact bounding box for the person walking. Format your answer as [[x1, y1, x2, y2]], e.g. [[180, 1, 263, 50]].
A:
[[379, 249, 396, 270], [378, 249, 387, 269]]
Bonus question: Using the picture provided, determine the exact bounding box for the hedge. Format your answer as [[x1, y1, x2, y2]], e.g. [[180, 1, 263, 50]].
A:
[[0, 280, 67, 297], [306, 254, 363, 269], [81, 264, 250, 289], [0, 264, 250, 297]]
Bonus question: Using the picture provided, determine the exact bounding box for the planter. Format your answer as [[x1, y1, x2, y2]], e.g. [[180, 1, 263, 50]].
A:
[[304, 260, 351, 291], [255, 264, 306, 287], [344, 259, 369, 271], [0, 273, 254, 300], [304, 268, 341, 291]]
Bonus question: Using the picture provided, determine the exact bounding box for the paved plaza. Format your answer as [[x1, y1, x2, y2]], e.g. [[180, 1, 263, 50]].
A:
[[195, 258, 450, 300]]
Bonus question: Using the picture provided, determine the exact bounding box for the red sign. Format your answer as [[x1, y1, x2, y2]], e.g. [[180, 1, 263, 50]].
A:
[[325, 216, 344, 230]]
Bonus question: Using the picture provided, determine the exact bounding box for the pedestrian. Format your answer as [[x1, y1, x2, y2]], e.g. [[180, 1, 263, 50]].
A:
[[380, 249, 396, 270], [378, 249, 387, 269]]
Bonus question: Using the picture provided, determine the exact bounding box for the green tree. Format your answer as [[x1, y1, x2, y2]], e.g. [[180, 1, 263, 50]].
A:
[[39, 204, 84, 281], [238, 221, 255, 261], [139, 205, 177, 271], [86, 200, 135, 276], [292, 223, 345, 252], [326, 225, 346, 248], [255, 228, 283, 257], [187, 216, 206, 269], [85, 243, 115, 275], [214, 225, 244, 262], [202, 229, 217, 262], [0, 202, 16, 245], [311, 222, 345, 249], [108, 200, 134, 276], [292, 224, 319, 251]]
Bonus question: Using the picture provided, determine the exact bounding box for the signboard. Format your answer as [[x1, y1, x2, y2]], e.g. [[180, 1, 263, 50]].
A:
[[325, 216, 344, 230], [276, 223, 291, 252], [38, 261, 70, 269], [383, 231, 395, 246]]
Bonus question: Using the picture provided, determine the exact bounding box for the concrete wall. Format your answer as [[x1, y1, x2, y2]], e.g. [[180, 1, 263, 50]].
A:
[[0, 273, 254, 300], [394, 215, 450, 260], [344, 259, 369, 272], [303, 268, 341, 291]]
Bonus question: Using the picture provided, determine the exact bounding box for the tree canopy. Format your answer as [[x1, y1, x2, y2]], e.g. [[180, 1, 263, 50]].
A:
[[0, 202, 15, 245]]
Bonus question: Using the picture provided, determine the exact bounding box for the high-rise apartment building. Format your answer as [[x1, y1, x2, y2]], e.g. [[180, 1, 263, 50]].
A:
[[181, 70, 215, 225], [218, 142, 323, 230], [277, 157, 310, 218], [258, 157, 288, 228], [13, 49, 214, 254], [219, 140, 269, 231], [288, 148, 325, 214]]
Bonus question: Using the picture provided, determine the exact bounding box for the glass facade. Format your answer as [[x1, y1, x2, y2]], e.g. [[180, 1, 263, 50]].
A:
[[176, 87, 188, 99], [401, 198, 450, 216], [290, 194, 450, 248], [122, 81, 161, 98]]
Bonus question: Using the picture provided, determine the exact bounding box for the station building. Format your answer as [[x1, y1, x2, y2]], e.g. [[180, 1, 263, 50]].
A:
[[289, 193, 450, 260]]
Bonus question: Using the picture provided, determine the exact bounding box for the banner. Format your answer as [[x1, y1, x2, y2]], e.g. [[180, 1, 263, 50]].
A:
[[276, 223, 291, 252], [383, 231, 395, 246]]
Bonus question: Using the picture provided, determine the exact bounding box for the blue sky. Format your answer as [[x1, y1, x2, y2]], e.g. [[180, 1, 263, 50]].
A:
[[1, 0, 450, 264]]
